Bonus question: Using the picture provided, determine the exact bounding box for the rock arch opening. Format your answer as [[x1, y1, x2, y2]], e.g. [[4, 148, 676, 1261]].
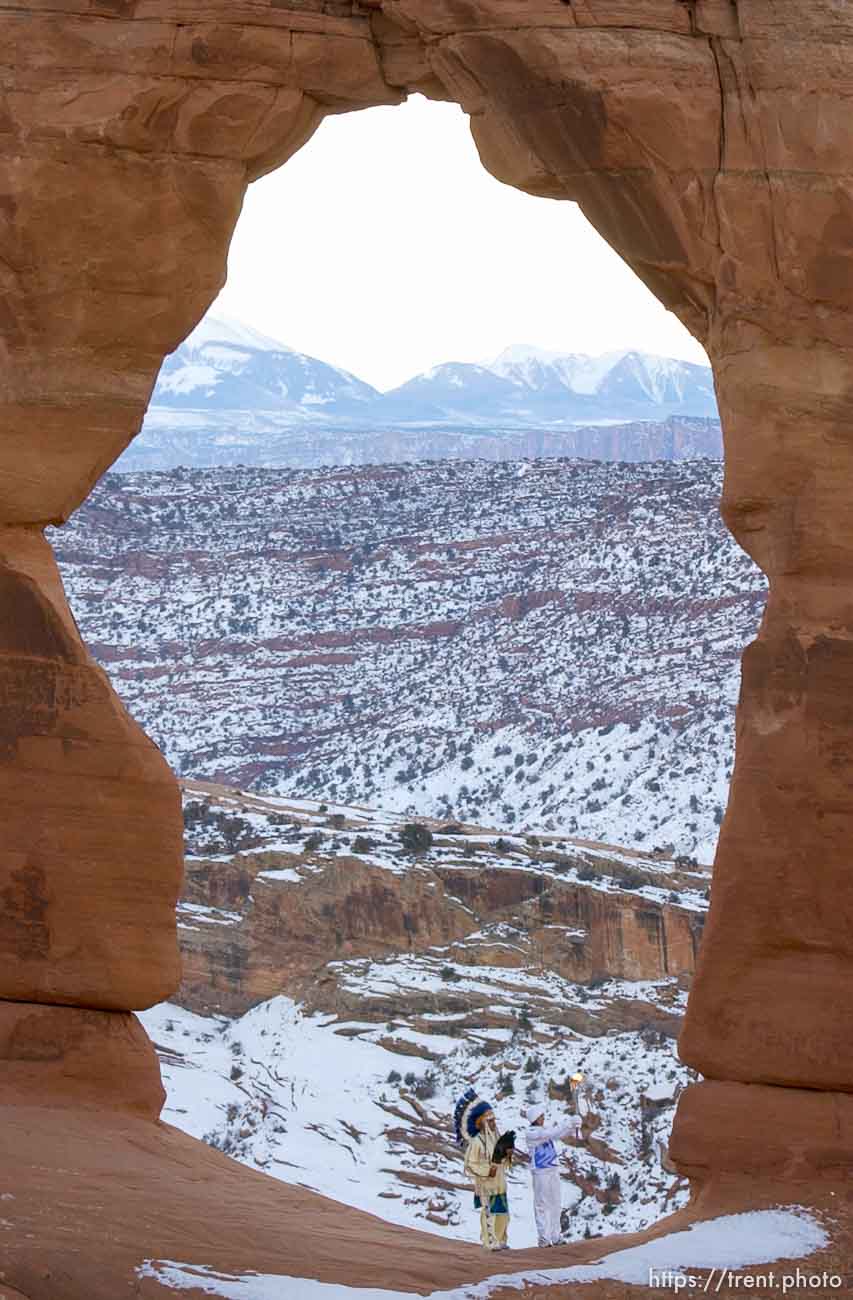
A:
[[2, 2, 852, 1293]]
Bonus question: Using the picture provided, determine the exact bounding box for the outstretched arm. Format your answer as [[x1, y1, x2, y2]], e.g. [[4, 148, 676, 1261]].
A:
[[528, 1117, 582, 1145]]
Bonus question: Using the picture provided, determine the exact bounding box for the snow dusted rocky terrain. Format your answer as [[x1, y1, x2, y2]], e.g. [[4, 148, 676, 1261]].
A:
[[141, 993, 693, 1250], [141, 782, 709, 1249], [122, 317, 721, 471], [53, 456, 765, 862], [47, 450, 768, 1254]]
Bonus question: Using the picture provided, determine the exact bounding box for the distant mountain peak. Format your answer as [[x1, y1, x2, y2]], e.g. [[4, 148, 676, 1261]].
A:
[[487, 343, 712, 401], [489, 342, 575, 368], [183, 315, 294, 355], [153, 313, 378, 414]]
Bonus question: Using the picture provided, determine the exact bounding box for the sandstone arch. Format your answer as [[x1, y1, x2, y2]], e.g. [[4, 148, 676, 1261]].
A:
[[2, 1, 852, 1293]]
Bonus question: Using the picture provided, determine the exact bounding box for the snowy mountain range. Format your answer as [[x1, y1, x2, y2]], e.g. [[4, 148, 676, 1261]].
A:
[[401, 344, 717, 425], [122, 318, 720, 470]]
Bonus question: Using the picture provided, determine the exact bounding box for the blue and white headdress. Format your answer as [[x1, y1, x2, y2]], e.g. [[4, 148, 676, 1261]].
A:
[[453, 1087, 492, 1147]]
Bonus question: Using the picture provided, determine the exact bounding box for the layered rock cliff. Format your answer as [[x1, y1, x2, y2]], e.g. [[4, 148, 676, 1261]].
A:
[[176, 780, 707, 1020], [126, 410, 724, 472]]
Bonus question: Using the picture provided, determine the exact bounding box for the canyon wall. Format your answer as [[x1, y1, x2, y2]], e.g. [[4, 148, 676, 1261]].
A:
[[1, 0, 852, 1293], [177, 788, 705, 1018]]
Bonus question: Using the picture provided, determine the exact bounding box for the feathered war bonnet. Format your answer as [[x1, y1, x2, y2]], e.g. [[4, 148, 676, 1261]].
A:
[[453, 1087, 492, 1146]]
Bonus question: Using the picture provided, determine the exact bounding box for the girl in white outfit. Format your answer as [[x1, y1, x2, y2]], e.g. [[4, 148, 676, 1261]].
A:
[[524, 1099, 582, 1247]]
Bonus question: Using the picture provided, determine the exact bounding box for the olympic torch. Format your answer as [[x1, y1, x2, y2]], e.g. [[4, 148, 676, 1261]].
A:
[[570, 1071, 587, 1118]]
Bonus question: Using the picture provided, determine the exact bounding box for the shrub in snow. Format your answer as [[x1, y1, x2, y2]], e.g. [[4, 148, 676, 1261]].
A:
[[414, 1070, 438, 1100], [399, 822, 433, 855]]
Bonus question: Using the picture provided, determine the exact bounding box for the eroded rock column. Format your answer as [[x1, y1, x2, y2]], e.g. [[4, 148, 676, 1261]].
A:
[[0, 529, 182, 1010], [0, 527, 179, 1111], [682, 339, 853, 1092], [672, 334, 853, 1193], [670, 1, 853, 1189]]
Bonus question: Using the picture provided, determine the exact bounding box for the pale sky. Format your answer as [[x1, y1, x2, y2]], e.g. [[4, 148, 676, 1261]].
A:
[[215, 95, 709, 393]]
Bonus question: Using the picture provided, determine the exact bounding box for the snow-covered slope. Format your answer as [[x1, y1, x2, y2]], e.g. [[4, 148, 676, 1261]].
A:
[[152, 315, 379, 416], [138, 784, 707, 1250], [141, 991, 693, 1249], [51, 456, 765, 862]]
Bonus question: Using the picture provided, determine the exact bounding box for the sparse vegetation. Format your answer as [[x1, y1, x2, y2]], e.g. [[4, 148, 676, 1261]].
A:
[[58, 458, 761, 863], [400, 822, 433, 855]]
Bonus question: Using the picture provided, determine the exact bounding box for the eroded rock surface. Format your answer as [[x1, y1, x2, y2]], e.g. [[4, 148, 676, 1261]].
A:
[[0, 529, 181, 1010], [1, 0, 852, 1292], [0, 1000, 164, 1117], [177, 782, 706, 1018]]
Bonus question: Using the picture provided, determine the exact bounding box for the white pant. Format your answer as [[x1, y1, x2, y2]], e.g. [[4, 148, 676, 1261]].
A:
[[532, 1169, 562, 1246]]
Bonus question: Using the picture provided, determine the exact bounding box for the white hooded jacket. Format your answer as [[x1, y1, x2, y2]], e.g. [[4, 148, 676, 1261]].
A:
[[524, 1114, 581, 1173]]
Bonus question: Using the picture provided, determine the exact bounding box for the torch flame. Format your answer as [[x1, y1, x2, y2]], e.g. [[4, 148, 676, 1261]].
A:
[[570, 1072, 584, 1084]]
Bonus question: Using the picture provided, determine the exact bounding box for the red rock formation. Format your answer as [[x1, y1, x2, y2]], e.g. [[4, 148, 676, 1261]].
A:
[[0, 1000, 164, 1118], [0, 529, 182, 1010], [178, 834, 703, 1017], [671, 1080, 853, 1201], [1, 0, 851, 1291]]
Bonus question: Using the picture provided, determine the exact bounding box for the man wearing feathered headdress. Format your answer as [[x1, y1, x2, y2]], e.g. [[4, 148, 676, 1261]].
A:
[[454, 1088, 511, 1251]]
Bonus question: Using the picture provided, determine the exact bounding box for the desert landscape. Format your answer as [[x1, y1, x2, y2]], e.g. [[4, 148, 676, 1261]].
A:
[[0, 1, 851, 1297]]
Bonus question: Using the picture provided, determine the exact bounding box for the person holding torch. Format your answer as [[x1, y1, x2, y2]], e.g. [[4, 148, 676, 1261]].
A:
[[523, 1074, 588, 1248]]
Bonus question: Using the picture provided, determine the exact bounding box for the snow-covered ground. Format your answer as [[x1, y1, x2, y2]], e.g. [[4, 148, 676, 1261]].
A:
[[138, 1208, 831, 1297], [52, 456, 764, 862], [140, 978, 695, 1251]]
